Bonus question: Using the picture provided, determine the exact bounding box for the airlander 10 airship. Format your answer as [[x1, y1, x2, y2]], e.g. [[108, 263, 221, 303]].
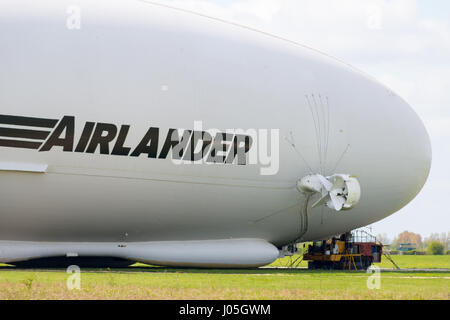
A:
[[0, 1, 431, 268]]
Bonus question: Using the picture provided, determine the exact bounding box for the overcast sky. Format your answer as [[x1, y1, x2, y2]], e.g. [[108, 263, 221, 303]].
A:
[[161, 0, 449, 239]]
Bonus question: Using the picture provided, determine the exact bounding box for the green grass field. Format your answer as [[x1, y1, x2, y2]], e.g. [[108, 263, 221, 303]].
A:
[[0, 255, 448, 300], [0, 267, 448, 300], [374, 255, 450, 269], [270, 254, 450, 269]]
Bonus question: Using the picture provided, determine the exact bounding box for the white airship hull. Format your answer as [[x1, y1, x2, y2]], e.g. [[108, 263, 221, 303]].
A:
[[0, 239, 280, 268], [0, 0, 431, 267]]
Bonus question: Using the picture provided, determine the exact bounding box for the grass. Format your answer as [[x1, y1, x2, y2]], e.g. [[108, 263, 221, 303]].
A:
[[0, 256, 448, 300], [269, 254, 450, 269], [374, 255, 450, 269]]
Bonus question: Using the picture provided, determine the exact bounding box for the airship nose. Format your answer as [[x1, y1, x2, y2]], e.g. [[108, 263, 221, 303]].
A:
[[350, 91, 432, 223], [404, 103, 432, 197], [388, 97, 432, 205]]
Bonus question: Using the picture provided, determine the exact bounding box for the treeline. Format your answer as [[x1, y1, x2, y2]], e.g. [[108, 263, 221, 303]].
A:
[[377, 231, 450, 255]]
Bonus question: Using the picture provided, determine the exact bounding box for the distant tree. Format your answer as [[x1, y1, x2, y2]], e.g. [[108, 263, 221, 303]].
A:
[[424, 232, 449, 251], [425, 233, 440, 242], [396, 231, 422, 248], [376, 233, 390, 245], [427, 241, 444, 255], [440, 232, 450, 251]]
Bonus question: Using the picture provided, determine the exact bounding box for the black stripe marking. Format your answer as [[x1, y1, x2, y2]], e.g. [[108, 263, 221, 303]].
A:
[[0, 115, 58, 128], [0, 127, 50, 140], [0, 139, 42, 149]]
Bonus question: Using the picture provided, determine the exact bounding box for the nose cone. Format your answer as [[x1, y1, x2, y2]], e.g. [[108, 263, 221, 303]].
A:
[[395, 98, 432, 205], [393, 100, 431, 202], [347, 86, 432, 224]]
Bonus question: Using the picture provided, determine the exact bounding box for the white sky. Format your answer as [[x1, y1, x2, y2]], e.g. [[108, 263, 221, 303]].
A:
[[160, 0, 449, 239]]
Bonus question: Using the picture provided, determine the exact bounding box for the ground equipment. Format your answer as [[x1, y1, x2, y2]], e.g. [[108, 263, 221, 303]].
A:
[[303, 230, 383, 270]]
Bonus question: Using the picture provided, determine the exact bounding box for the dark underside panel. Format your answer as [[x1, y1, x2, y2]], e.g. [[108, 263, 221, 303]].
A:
[[10, 257, 135, 268]]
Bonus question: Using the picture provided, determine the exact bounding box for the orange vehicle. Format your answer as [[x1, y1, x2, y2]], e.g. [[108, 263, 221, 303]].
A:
[[303, 231, 383, 270]]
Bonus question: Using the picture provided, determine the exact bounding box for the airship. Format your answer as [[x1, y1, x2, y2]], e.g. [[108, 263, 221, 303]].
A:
[[0, 0, 431, 268]]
